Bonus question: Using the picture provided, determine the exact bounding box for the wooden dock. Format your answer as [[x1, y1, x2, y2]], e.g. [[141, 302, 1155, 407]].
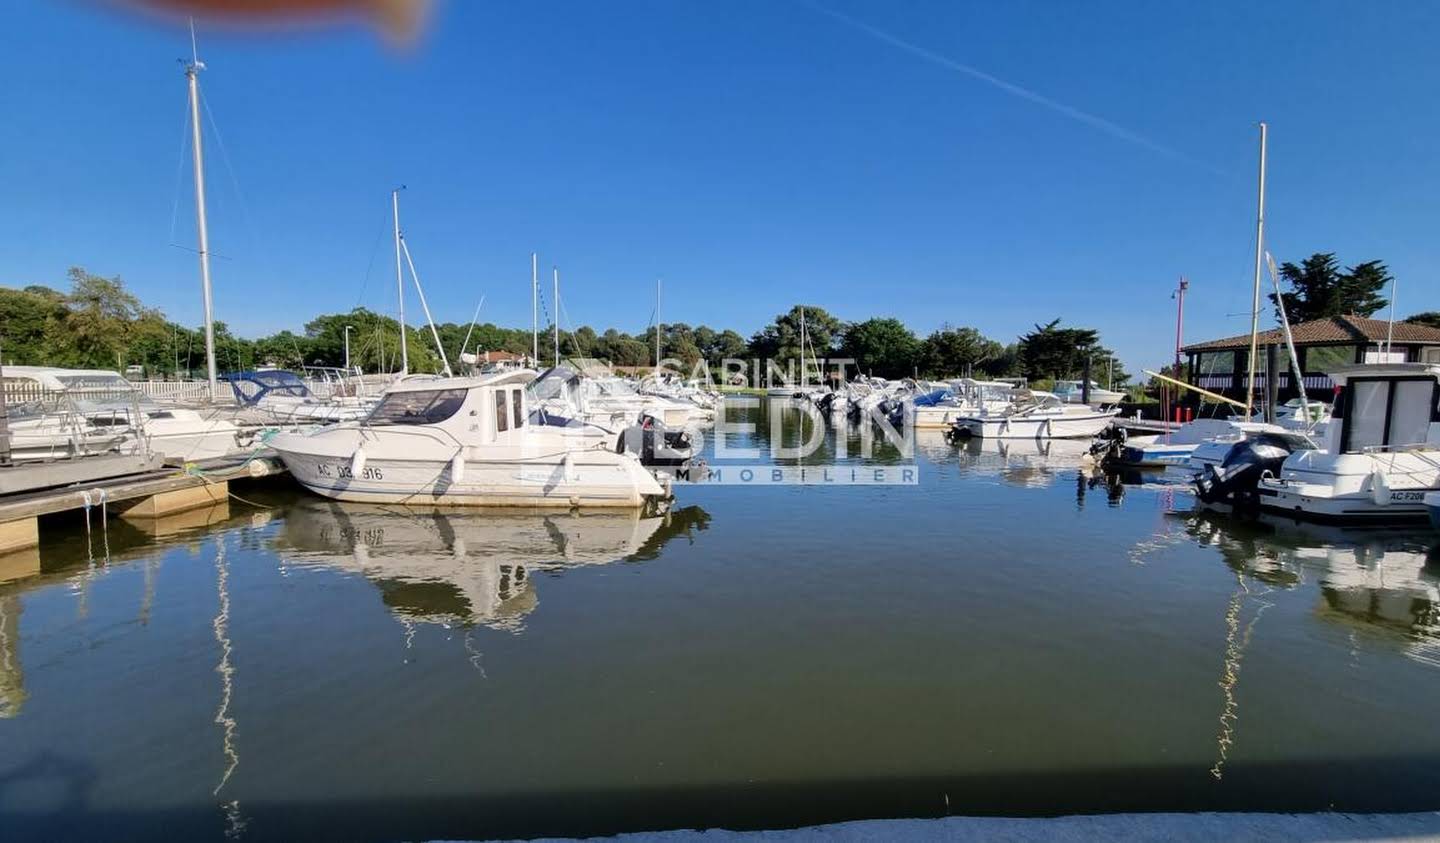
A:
[[1113, 417, 1184, 435], [0, 454, 288, 554]]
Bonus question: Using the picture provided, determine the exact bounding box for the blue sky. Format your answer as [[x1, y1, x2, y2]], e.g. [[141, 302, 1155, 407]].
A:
[[2, 0, 1437, 373]]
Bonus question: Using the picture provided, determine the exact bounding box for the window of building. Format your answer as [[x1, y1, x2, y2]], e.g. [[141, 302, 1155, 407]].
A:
[[1304, 345, 1356, 373], [1196, 351, 1235, 376]]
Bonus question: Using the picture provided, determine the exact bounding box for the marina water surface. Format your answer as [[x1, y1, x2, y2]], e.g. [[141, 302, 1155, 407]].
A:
[[2, 403, 1440, 841]]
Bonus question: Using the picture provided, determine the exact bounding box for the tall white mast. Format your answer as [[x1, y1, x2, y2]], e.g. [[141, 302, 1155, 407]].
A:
[[655, 278, 662, 368], [184, 22, 218, 398], [531, 252, 539, 366], [552, 266, 560, 366], [392, 186, 408, 374], [1245, 122, 1268, 418], [799, 307, 808, 387]]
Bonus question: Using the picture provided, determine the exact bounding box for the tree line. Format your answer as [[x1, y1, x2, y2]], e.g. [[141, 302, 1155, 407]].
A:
[[3, 251, 1412, 384], [1, 267, 1134, 384]]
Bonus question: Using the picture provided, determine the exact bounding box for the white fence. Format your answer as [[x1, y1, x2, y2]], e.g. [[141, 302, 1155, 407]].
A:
[[133, 380, 223, 403]]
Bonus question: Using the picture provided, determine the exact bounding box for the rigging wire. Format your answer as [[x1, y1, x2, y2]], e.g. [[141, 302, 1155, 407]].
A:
[[354, 202, 392, 310], [167, 93, 193, 247]]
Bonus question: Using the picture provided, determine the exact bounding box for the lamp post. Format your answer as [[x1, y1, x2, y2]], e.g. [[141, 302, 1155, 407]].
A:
[[344, 325, 355, 374]]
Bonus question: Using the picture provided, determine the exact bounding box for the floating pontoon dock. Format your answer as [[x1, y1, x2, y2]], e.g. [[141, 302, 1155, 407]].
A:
[[0, 454, 287, 554]]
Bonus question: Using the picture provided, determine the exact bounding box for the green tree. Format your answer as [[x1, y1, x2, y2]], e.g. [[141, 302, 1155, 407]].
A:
[[842, 317, 919, 378], [916, 326, 1003, 378], [62, 267, 149, 368], [1016, 319, 1100, 381], [1405, 312, 1440, 330], [0, 285, 68, 365], [1270, 252, 1391, 321], [748, 305, 842, 364], [702, 328, 749, 370]]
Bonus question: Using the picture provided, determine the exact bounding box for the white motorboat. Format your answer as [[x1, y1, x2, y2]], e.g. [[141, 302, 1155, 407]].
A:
[[1052, 380, 1125, 406], [3, 366, 245, 462], [268, 370, 672, 508], [1246, 363, 1440, 522], [639, 373, 721, 411], [910, 379, 1016, 429], [950, 391, 1119, 439], [529, 366, 710, 428]]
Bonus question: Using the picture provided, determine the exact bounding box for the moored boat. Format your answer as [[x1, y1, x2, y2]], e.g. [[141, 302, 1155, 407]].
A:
[[950, 391, 1119, 439], [1198, 363, 1440, 523], [268, 370, 673, 508]]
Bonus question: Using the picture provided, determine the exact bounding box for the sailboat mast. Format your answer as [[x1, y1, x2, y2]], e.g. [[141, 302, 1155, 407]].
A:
[[531, 252, 539, 366], [392, 187, 408, 374], [1245, 122, 1268, 418], [655, 278, 662, 368], [552, 266, 560, 366], [799, 307, 808, 388], [184, 38, 218, 399]]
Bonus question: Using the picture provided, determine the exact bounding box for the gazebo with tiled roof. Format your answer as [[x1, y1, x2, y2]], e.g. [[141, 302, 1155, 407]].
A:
[[1180, 315, 1440, 403]]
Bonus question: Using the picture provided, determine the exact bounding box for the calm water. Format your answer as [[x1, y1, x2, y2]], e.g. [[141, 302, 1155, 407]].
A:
[[3, 403, 1440, 841]]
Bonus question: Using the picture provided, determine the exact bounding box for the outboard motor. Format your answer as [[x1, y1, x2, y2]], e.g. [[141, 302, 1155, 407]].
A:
[[1193, 433, 1295, 507], [1089, 425, 1127, 464], [618, 414, 694, 468]]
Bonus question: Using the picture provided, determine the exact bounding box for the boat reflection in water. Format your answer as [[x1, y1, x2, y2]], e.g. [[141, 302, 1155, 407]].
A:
[[946, 434, 1097, 488], [272, 500, 711, 631], [1180, 512, 1440, 665]]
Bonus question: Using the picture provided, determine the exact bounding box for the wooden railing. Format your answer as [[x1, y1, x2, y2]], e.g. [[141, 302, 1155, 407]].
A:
[[1193, 373, 1333, 392]]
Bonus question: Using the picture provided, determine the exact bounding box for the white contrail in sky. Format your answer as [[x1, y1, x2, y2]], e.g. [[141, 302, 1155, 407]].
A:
[[804, 1, 1224, 174]]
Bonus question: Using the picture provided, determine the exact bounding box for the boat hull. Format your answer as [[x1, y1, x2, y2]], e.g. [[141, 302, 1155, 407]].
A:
[[1118, 443, 1197, 467], [272, 447, 668, 509], [1252, 450, 1440, 524], [952, 410, 1117, 440]]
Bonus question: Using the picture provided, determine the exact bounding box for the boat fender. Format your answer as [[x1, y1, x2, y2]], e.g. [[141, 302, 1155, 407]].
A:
[[450, 453, 465, 484], [350, 447, 367, 477], [1371, 470, 1391, 507]]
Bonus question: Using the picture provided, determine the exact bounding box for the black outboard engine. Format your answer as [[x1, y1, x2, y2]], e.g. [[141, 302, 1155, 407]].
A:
[[1193, 433, 1295, 507], [1089, 425, 1127, 464], [618, 415, 694, 468]]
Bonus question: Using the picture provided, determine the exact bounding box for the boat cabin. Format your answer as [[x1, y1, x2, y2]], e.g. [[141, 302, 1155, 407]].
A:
[[1323, 363, 1440, 455], [363, 370, 537, 445]]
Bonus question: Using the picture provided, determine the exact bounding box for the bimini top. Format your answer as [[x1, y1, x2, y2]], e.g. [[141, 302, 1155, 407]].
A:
[[1325, 362, 1440, 384], [384, 368, 538, 395], [225, 370, 314, 405]]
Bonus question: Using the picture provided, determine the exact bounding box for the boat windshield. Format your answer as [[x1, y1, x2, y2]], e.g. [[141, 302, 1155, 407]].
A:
[[589, 379, 638, 397], [367, 389, 468, 426], [52, 373, 135, 393]]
